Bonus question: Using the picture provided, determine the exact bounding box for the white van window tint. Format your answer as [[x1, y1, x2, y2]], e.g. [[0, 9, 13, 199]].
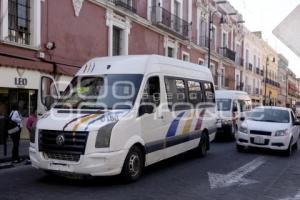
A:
[[204, 82, 215, 103], [55, 74, 143, 109], [165, 78, 189, 111], [141, 76, 160, 107], [187, 80, 203, 105]]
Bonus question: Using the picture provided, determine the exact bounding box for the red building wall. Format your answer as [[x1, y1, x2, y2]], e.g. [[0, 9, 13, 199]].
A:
[[43, 0, 108, 67]]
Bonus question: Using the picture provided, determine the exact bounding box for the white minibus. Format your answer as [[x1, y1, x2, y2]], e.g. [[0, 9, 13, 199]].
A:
[[30, 55, 217, 181], [215, 90, 252, 139]]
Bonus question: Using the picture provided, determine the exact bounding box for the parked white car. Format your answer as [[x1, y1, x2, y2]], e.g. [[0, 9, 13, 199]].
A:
[[236, 106, 300, 156]]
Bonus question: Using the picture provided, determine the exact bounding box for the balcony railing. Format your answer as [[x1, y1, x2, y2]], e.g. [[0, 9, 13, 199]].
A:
[[151, 6, 191, 39], [110, 0, 137, 13], [264, 78, 280, 88], [219, 47, 236, 62]]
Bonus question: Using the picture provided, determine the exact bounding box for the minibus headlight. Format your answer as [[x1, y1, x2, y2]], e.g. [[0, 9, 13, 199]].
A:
[[275, 129, 288, 137], [95, 122, 117, 148]]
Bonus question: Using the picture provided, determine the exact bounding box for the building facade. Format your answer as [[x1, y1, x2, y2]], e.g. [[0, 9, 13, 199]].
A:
[[242, 30, 264, 106], [262, 41, 280, 106], [277, 54, 288, 107]]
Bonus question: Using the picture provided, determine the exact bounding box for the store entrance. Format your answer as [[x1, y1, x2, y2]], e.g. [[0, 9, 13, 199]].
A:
[[0, 88, 38, 139], [0, 88, 37, 117]]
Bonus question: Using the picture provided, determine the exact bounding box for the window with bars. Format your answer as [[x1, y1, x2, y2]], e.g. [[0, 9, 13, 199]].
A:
[[8, 0, 31, 45]]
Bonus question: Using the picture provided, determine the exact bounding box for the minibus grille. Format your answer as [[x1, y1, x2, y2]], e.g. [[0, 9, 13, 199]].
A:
[[39, 130, 89, 156], [44, 152, 81, 162]]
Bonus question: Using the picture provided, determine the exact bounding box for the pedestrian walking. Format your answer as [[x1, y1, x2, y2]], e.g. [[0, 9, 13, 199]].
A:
[[8, 105, 23, 163], [26, 109, 37, 142]]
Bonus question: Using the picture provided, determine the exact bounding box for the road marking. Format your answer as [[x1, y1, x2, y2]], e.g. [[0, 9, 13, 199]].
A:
[[208, 157, 265, 189], [279, 188, 300, 200]]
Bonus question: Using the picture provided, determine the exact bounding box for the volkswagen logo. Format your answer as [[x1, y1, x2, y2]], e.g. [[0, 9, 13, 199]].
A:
[[56, 134, 65, 146]]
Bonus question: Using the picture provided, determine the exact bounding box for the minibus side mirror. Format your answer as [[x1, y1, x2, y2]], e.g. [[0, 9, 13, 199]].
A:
[[45, 96, 55, 111], [138, 104, 154, 116], [293, 120, 300, 126], [233, 106, 238, 112]]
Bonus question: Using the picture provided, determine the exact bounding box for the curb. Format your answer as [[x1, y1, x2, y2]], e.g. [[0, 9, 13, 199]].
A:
[[0, 155, 29, 164], [0, 163, 14, 170]]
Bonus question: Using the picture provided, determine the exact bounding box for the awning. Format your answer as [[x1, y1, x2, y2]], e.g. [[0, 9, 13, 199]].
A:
[[0, 55, 53, 73]]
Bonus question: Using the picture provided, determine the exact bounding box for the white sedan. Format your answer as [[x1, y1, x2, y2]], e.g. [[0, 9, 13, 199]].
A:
[[236, 106, 300, 156]]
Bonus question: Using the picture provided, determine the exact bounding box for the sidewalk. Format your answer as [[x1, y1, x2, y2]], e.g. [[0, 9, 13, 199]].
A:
[[0, 139, 30, 164]]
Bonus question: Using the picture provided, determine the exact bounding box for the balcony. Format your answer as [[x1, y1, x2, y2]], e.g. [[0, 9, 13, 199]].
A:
[[110, 0, 137, 13], [264, 78, 280, 88], [151, 6, 191, 39], [219, 47, 236, 62]]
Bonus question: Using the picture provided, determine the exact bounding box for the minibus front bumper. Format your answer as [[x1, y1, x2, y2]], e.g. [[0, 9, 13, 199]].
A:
[[29, 147, 128, 176]]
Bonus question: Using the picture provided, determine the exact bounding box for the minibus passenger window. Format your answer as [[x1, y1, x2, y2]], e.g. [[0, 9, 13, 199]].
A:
[[187, 80, 203, 106], [204, 82, 215, 103], [165, 78, 189, 111]]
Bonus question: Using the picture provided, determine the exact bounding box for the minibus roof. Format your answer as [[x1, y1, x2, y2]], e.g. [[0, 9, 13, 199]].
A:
[[215, 90, 251, 100], [76, 55, 213, 81]]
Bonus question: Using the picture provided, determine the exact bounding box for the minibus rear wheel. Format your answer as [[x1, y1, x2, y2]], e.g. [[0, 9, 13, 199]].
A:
[[121, 145, 144, 182]]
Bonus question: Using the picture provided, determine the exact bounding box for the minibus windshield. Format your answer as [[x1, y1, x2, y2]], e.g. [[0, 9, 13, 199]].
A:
[[216, 99, 232, 111], [55, 74, 143, 109]]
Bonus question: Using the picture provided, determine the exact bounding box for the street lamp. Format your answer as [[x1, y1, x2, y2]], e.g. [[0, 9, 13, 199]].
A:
[[207, 1, 227, 71], [264, 56, 275, 105]]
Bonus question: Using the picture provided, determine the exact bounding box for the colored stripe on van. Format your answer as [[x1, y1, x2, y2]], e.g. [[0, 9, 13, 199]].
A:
[[72, 114, 99, 132], [166, 112, 185, 138], [62, 114, 91, 131], [84, 111, 123, 131], [182, 111, 196, 134], [194, 109, 206, 130]]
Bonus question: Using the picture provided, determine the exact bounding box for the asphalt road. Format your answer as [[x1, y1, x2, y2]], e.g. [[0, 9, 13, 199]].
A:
[[0, 139, 300, 200]]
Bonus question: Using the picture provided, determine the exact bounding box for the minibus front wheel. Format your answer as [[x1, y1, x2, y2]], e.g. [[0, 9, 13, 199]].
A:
[[121, 145, 145, 182]]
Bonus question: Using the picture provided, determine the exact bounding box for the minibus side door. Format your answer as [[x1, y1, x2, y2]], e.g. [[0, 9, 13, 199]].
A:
[[138, 75, 167, 163], [38, 75, 60, 117]]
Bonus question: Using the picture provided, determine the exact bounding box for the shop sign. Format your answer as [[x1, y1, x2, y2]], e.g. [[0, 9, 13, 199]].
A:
[[15, 68, 28, 87], [15, 77, 28, 87]]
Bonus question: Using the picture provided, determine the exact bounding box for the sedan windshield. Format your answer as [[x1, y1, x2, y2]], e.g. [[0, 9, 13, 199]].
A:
[[216, 99, 232, 111], [55, 74, 143, 109], [248, 108, 290, 123]]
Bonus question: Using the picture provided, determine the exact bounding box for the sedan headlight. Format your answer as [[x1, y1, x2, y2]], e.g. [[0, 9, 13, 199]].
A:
[[95, 122, 117, 148], [239, 125, 248, 134], [275, 129, 288, 137]]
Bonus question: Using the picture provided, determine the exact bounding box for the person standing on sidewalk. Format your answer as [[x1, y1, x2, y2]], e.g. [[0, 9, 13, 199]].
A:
[[9, 105, 23, 163]]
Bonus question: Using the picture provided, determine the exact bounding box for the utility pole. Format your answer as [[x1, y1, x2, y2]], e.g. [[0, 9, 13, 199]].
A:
[[264, 57, 268, 106]]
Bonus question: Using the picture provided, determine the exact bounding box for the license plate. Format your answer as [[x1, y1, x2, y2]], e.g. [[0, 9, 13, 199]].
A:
[[254, 136, 265, 144], [48, 163, 73, 172]]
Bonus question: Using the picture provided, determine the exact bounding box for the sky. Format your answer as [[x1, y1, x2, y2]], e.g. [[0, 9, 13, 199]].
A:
[[228, 0, 300, 77]]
